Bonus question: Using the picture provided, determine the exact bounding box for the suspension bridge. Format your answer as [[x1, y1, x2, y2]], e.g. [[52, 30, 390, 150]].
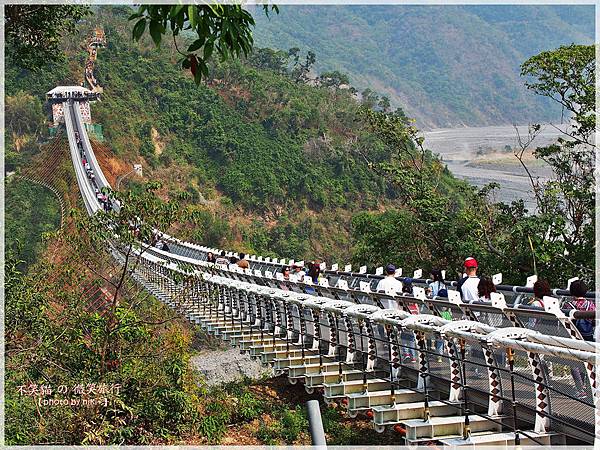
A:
[[26, 30, 599, 447]]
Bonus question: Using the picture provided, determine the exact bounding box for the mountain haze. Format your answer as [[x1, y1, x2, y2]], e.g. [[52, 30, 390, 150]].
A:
[[253, 5, 594, 128]]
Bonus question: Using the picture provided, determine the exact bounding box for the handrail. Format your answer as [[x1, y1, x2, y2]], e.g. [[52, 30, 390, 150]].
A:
[[130, 251, 597, 441], [60, 79, 598, 446], [72, 101, 110, 190]]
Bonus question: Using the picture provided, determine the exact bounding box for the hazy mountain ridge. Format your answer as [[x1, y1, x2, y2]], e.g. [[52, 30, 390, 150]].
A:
[[253, 5, 594, 128]]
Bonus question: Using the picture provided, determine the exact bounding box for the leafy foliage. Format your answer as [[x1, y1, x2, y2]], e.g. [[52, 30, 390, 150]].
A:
[[5, 6, 394, 263], [6, 184, 204, 445], [5, 91, 45, 138], [318, 70, 350, 88], [6, 5, 91, 71], [518, 44, 595, 281], [129, 4, 278, 83], [5, 179, 61, 269], [521, 44, 595, 141], [351, 43, 595, 285]]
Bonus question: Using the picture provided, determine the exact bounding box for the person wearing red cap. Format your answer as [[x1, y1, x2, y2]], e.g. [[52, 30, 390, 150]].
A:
[[459, 257, 480, 302]]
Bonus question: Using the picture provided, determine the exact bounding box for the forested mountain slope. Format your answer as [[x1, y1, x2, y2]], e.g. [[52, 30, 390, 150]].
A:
[[5, 7, 462, 264], [253, 5, 594, 128], [7, 6, 592, 285]]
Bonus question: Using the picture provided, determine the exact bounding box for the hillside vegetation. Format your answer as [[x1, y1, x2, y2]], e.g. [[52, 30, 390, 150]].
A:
[[5, 5, 594, 446], [253, 5, 594, 128], [6, 6, 592, 285], [6, 6, 466, 265]]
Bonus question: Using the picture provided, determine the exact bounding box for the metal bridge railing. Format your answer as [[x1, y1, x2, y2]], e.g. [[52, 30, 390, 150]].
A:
[[162, 240, 597, 301], [134, 255, 597, 441], [62, 89, 599, 445], [121, 249, 597, 444]]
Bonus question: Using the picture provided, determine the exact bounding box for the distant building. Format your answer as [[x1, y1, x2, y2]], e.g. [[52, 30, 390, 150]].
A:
[[46, 86, 96, 126], [46, 86, 103, 141]]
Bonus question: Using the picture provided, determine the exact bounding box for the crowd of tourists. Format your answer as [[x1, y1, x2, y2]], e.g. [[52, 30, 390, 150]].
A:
[[205, 251, 595, 344], [203, 248, 595, 397], [78, 133, 112, 212]]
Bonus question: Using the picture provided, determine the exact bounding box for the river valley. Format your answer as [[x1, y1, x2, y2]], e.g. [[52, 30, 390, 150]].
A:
[[423, 124, 564, 211]]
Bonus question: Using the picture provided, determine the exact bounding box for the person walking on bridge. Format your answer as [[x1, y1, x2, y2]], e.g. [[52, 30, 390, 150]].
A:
[[529, 279, 551, 308], [565, 280, 595, 341], [237, 253, 250, 269], [308, 262, 321, 284], [427, 268, 447, 298], [565, 280, 595, 398], [292, 263, 306, 280], [523, 279, 551, 329], [458, 257, 480, 302], [375, 264, 403, 309], [427, 268, 447, 361], [477, 277, 496, 302], [215, 251, 229, 266]]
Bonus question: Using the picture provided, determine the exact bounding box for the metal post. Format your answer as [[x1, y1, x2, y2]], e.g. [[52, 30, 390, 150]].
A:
[[299, 307, 306, 365], [284, 302, 291, 358], [507, 347, 521, 445], [386, 324, 396, 404], [307, 400, 327, 448], [314, 310, 324, 373], [459, 339, 471, 440], [359, 319, 368, 390], [336, 315, 344, 383]]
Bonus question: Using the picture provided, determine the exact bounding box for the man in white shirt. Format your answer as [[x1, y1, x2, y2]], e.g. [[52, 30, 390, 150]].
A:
[[376, 264, 403, 309], [459, 257, 480, 302], [292, 264, 306, 279], [215, 251, 230, 266]]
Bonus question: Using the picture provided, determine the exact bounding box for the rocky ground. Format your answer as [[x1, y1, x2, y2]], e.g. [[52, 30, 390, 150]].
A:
[[190, 348, 275, 386], [186, 325, 404, 445]]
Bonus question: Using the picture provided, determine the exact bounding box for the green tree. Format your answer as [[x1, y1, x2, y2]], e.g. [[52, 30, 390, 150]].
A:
[[360, 88, 379, 109], [318, 70, 350, 89], [518, 44, 595, 281], [129, 5, 278, 83], [5, 92, 45, 138], [5, 92, 47, 172], [378, 95, 391, 112], [290, 50, 316, 83], [521, 44, 595, 144], [353, 44, 595, 285], [351, 209, 422, 270], [288, 47, 301, 65], [6, 5, 90, 70], [71, 182, 186, 373], [248, 47, 290, 74], [6, 184, 203, 444]]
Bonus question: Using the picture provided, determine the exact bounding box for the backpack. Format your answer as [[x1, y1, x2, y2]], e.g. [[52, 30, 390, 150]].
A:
[[577, 318, 594, 340], [440, 309, 452, 321], [568, 299, 595, 341]]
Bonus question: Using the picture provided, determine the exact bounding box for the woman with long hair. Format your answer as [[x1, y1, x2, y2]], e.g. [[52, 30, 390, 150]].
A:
[[428, 268, 447, 298], [477, 277, 496, 301]]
